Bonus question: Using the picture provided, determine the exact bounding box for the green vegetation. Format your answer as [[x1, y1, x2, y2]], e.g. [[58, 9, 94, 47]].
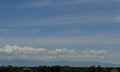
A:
[[0, 65, 120, 72]]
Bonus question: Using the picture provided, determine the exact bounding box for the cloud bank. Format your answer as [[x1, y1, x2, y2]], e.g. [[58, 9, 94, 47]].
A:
[[0, 45, 46, 55], [82, 49, 107, 59], [49, 48, 75, 54], [83, 49, 107, 55], [0, 45, 107, 61]]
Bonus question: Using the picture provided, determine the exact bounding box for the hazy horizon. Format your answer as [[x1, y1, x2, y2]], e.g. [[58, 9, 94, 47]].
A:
[[0, 0, 120, 65]]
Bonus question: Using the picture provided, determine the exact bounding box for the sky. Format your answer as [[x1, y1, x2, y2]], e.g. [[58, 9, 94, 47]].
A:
[[0, 0, 120, 64]]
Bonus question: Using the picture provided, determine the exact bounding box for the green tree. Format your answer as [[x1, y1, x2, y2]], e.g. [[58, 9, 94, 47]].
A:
[[22, 67, 33, 72], [60, 66, 72, 72], [0, 65, 17, 72], [97, 65, 102, 72], [51, 66, 61, 72], [111, 68, 119, 72], [87, 66, 99, 72]]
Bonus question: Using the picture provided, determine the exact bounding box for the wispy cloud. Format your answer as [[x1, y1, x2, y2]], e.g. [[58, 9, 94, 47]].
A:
[[0, 0, 52, 8], [0, 0, 119, 63], [53, 0, 95, 5], [20, 0, 52, 8], [3, 14, 116, 27], [1, 0, 117, 8], [54, 0, 116, 6], [23, 0, 119, 8], [0, 33, 120, 47]]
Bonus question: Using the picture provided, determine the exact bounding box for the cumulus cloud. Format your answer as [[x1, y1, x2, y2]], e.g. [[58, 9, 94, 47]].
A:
[[83, 55, 105, 59], [49, 48, 75, 54], [0, 45, 76, 60], [0, 45, 108, 60], [82, 49, 107, 59], [83, 49, 107, 55], [0, 45, 46, 55]]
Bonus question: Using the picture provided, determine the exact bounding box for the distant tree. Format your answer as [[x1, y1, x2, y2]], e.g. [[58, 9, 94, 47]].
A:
[[0, 65, 17, 72], [87, 66, 99, 72], [60, 66, 72, 72], [111, 68, 119, 72], [97, 65, 102, 72], [51, 66, 61, 72], [22, 67, 33, 72], [37, 66, 51, 72]]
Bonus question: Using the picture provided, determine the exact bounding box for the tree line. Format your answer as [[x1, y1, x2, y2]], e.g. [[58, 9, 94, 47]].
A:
[[0, 65, 119, 72]]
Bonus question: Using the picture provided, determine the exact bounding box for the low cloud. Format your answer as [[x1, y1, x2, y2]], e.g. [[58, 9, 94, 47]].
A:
[[0, 45, 108, 60], [49, 48, 75, 54], [82, 49, 107, 59], [83, 49, 107, 55], [0, 45, 46, 55], [0, 45, 76, 60]]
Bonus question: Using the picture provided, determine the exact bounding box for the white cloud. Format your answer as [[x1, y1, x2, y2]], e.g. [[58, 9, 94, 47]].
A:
[[83, 55, 105, 60], [83, 49, 107, 55], [82, 49, 107, 60], [0, 45, 46, 55], [0, 45, 108, 60], [0, 45, 76, 60], [49, 48, 75, 54]]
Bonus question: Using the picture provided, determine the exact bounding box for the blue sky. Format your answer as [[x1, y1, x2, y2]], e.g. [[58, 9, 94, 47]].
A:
[[0, 0, 120, 64]]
